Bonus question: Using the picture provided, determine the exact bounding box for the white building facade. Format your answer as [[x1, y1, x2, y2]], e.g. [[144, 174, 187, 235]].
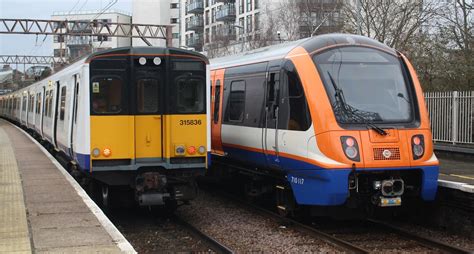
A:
[[51, 10, 132, 61]]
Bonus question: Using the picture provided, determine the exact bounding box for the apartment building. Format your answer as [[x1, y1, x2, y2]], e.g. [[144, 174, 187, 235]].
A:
[[51, 10, 132, 61], [181, 0, 343, 56]]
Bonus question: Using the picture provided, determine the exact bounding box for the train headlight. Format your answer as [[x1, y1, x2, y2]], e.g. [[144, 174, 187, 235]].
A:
[[175, 145, 185, 156], [187, 146, 196, 155], [102, 148, 112, 157], [138, 57, 147, 65], [198, 146, 206, 154], [153, 57, 161, 65], [92, 148, 100, 158], [340, 136, 360, 162], [411, 135, 425, 160]]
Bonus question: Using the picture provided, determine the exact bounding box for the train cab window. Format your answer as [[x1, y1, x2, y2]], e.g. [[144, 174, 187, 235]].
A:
[[228, 81, 246, 122], [283, 65, 311, 131], [59, 86, 66, 120], [91, 77, 122, 114], [175, 76, 205, 113], [137, 78, 159, 113]]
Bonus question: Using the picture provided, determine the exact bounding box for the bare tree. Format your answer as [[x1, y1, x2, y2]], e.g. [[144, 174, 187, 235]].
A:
[[342, 0, 440, 51]]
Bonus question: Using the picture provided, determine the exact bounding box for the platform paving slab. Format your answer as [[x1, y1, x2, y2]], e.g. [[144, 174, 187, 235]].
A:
[[0, 127, 32, 253], [0, 119, 134, 253]]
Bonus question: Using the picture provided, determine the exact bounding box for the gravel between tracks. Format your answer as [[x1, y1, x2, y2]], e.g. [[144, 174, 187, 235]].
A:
[[109, 209, 212, 253], [389, 220, 474, 251], [176, 190, 341, 253]]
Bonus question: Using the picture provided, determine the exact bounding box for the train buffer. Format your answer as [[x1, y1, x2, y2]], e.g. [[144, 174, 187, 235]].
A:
[[0, 119, 135, 253]]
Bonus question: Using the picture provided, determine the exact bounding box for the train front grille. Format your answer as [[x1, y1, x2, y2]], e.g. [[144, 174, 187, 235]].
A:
[[373, 147, 401, 160]]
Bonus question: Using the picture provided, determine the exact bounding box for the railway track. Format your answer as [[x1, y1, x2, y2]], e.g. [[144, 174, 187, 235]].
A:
[[205, 187, 472, 253], [172, 215, 234, 254]]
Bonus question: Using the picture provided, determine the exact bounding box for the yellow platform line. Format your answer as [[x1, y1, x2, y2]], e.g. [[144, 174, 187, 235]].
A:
[[0, 126, 32, 253]]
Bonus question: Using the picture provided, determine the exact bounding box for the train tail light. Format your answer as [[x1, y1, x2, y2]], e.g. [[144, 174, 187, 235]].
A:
[[102, 148, 112, 157], [92, 148, 101, 158], [341, 136, 360, 162], [412, 135, 425, 159], [187, 146, 196, 155]]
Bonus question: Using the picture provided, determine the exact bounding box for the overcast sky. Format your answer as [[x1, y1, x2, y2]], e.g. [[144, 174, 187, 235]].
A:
[[0, 0, 133, 56]]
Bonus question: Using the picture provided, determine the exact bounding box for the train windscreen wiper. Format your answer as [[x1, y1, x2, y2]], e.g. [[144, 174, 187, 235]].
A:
[[327, 71, 388, 136]]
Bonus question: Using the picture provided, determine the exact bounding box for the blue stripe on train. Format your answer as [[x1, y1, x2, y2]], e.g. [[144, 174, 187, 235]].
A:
[[74, 152, 90, 171], [221, 145, 439, 205]]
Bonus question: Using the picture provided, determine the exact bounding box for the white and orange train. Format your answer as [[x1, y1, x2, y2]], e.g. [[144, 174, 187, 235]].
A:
[[209, 34, 439, 215]]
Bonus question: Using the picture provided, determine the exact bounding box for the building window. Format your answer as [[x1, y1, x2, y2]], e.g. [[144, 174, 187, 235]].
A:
[[170, 18, 179, 24], [170, 3, 179, 8], [97, 35, 109, 42], [246, 15, 252, 33], [205, 28, 210, 43], [255, 12, 260, 30], [239, 0, 244, 14], [246, 0, 252, 12], [54, 49, 66, 57], [255, 0, 259, 9], [239, 18, 244, 34], [54, 35, 65, 43], [172, 33, 179, 39], [211, 8, 216, 23], [211, 26, 217, 41], [205, 10, 210, 25]]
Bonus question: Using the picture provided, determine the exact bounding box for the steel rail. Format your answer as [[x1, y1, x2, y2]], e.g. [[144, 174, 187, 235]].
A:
[[173, 215, 234, 254], [367, 219, 473, 254]]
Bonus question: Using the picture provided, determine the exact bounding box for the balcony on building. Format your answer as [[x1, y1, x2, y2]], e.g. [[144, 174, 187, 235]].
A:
[[216, 26, 237, 41], [216, 4, 236, 22], [215, 0, 235, 3], [186, 35, 203, 49], [186, 16, 204, 31], [186, 0, 204, 14]]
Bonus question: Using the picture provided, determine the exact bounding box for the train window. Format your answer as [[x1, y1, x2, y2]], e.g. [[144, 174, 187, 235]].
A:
[[91, 77, 122, 114], [36, 93, 42, 114], [137, 78, 159, 113], [228, 81, 246, 122], [44, 91, 49, 116], [175, 76, 205, 113], [59, 86, 66, 120], [213, 80, 221, 124], [22, 96, 27, 112], [74, 82, 79, 123]]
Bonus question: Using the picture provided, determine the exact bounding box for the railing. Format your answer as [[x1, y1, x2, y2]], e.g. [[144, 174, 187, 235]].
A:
[[186, 1, 204, 14], [425, 91, 474, 144], [216, 4, 236, 21], [186, 17, 204, 31], [186, 35, 203, 47]]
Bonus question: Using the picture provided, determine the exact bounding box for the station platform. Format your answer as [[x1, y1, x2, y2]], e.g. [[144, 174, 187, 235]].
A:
[[438, 157, 474, 194], [0, 119, 135, 253]]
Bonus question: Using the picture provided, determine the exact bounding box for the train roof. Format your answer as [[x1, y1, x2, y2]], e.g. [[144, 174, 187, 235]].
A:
[[210, 33, 396, 69], [86, 46, 209, 63]]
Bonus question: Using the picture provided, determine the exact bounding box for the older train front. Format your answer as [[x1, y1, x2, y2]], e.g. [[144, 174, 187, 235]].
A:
[[86, 48, 209, 208]]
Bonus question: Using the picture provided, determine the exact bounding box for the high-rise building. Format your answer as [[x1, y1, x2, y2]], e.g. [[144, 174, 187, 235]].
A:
[[51, 10, 132, 62], [181, 0, 344, 57]]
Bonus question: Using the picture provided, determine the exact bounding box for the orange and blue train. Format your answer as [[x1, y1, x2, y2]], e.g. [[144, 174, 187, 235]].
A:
[[209, 34, 438, 215]]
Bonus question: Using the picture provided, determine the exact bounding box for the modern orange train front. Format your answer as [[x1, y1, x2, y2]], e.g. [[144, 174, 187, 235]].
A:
[[209, 34, 439, 215]]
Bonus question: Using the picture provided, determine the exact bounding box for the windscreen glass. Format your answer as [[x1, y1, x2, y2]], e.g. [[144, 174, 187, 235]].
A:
[[313, 46, 413, 124]]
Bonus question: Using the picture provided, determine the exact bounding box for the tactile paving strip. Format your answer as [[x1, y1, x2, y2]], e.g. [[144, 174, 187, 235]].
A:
[[0, 127, 32, 253]]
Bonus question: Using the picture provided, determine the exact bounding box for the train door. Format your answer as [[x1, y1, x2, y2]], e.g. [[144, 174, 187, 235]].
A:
[[211, 69, 225, 155], [53, 81, 60, 148], [69, 74, 79, 158], [263, 66, 282, 169], [134, 72, 163, 161]]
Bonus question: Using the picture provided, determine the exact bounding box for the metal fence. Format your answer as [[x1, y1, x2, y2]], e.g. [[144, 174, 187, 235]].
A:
[[424, 91, 474, 144]]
